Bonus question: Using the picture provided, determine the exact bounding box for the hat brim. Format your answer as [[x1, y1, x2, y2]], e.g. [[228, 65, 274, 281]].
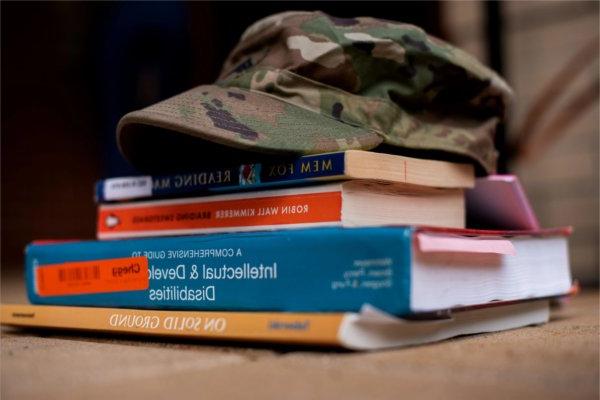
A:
[[117, 84, 382, 172]]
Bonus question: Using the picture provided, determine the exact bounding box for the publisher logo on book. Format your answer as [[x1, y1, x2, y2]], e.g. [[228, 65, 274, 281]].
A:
[[105, 214, 120, 229]]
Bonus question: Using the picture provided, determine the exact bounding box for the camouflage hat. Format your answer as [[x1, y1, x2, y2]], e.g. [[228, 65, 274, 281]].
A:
[[117, 11, 513, 174]]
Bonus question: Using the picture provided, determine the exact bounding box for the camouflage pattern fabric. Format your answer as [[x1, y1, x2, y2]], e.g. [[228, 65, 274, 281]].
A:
[[118, 11, 513, 174]]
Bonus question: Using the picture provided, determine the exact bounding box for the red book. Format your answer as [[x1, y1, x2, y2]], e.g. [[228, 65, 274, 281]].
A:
[[97, 182, 464, 239]]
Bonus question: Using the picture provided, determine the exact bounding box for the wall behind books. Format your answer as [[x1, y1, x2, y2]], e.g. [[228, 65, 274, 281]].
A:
[[446, 1, 599, 285], [0, 2, 442, 273]]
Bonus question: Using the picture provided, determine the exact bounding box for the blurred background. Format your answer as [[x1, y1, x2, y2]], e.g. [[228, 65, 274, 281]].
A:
[[2, 1, 598, 286]]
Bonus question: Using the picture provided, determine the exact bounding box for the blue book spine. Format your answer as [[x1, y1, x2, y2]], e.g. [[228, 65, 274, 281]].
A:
[[26, 227, 413, 315], [96, 152, 347, 202]]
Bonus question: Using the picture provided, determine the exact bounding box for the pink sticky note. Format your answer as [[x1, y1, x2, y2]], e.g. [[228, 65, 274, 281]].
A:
[[417, 233, 516, 255]]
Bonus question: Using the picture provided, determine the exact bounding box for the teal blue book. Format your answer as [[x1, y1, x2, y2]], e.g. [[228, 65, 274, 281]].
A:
[[25, 227, 572, 315], [94, 150, 474, 202]]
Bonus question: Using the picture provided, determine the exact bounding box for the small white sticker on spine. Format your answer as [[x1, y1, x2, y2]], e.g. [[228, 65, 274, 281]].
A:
[[103, 176, 153, 201]]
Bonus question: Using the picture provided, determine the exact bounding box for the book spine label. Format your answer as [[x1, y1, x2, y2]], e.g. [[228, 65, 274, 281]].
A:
[[1, 305, 345, 346], [35, 256, 150, 297], [97, 190, 343, 239], [26, 227, 413, 314], [96, 152, 347, 202]]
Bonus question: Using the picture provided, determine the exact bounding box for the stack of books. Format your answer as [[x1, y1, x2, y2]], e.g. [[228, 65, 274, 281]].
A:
[[1, 9, 575, 350], [2, 150, 573, 350]]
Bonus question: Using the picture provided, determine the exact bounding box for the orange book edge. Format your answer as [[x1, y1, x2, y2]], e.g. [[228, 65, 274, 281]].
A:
[[1, 300, 550, 350]]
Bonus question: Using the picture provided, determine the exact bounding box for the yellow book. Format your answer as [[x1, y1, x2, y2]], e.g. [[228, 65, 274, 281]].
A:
[[1, 301, 549, 350]]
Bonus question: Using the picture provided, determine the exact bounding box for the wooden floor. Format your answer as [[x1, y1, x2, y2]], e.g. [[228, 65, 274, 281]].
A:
[[1, 272, 598, 400]]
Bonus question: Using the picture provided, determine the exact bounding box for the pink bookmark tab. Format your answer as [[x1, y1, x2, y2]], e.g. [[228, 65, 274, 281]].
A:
[[417, 233, 516, 255]]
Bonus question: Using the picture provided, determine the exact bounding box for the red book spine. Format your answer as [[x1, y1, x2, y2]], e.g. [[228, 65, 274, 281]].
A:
[[97, 191, 342, 238]]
